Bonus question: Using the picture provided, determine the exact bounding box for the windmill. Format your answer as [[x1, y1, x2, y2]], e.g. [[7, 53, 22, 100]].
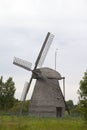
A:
[[13, 32, 68, 117]]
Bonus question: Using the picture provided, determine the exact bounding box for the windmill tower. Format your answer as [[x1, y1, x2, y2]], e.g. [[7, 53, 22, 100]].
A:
[[13, 32, 68, 117]]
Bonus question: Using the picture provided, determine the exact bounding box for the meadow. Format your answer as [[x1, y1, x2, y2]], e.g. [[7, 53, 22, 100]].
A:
[[0, 116, 87, 130]]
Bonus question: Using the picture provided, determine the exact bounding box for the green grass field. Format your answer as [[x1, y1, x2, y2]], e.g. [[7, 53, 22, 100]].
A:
[[0, 116, 87, 130]]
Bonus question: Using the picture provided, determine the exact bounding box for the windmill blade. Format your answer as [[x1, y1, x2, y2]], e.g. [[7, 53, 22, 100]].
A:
[[13, 57, 32, 71], [20, 82, 29, 101], [19, 75, 33, 115], [35, 32, 54, 68]]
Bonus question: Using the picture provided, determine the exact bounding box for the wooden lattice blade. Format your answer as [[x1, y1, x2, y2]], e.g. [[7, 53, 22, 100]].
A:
[[13, 57, 32, 71], [35, 32, 54, 68]]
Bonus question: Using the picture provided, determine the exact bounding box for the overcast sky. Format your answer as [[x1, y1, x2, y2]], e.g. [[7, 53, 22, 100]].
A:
[[0, 0, 87, 104]]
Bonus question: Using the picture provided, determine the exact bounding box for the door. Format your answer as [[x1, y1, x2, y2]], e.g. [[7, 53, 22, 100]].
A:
[[56, 107, 62, 117]]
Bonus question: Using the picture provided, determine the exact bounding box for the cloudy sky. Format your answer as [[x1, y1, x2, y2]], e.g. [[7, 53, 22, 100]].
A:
[[0, 0, 87, 104]]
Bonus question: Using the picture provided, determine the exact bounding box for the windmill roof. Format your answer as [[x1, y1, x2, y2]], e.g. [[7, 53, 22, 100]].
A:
[[36, 67, 62, 79]]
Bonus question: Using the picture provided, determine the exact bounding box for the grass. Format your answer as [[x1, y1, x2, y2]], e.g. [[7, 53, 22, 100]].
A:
[[0, 116, 87, 130]]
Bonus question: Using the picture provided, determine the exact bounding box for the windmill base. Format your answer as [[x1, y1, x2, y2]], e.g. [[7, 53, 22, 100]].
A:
[[29, 105, 65, 117]]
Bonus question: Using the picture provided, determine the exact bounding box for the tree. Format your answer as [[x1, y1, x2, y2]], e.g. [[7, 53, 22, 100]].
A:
[[78, 71, 87, 120], [0, 76, 16, 111], [66, 100, 74, 111]]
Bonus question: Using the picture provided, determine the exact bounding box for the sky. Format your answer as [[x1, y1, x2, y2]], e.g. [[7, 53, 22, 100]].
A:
[[0, 0, 87, 104]]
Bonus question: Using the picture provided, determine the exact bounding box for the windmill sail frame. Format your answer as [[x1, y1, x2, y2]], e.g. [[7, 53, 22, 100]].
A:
[[13, 57, 32, 71], [35, 32, 54, 68]]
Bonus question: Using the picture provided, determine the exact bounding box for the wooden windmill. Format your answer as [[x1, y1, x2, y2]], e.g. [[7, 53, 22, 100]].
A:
[[13, 32, 68, 117]]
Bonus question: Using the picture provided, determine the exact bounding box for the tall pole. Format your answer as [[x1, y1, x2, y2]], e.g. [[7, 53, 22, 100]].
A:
[[63, 77, 65, 100], [55, 49, 58, 70]]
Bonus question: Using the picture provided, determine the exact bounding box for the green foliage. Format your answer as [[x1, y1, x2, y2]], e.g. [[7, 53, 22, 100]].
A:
[[78, 71, 87, 121], [10, 100, 29, 114], [0, 76, 16, 111], [70, 105, 82, 117], [78, 100, 87, 120], [66, 100, 82, 117], [79, 71, 87, 99], [66, 100, 74, 111], [22, 100, 29, 113]]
